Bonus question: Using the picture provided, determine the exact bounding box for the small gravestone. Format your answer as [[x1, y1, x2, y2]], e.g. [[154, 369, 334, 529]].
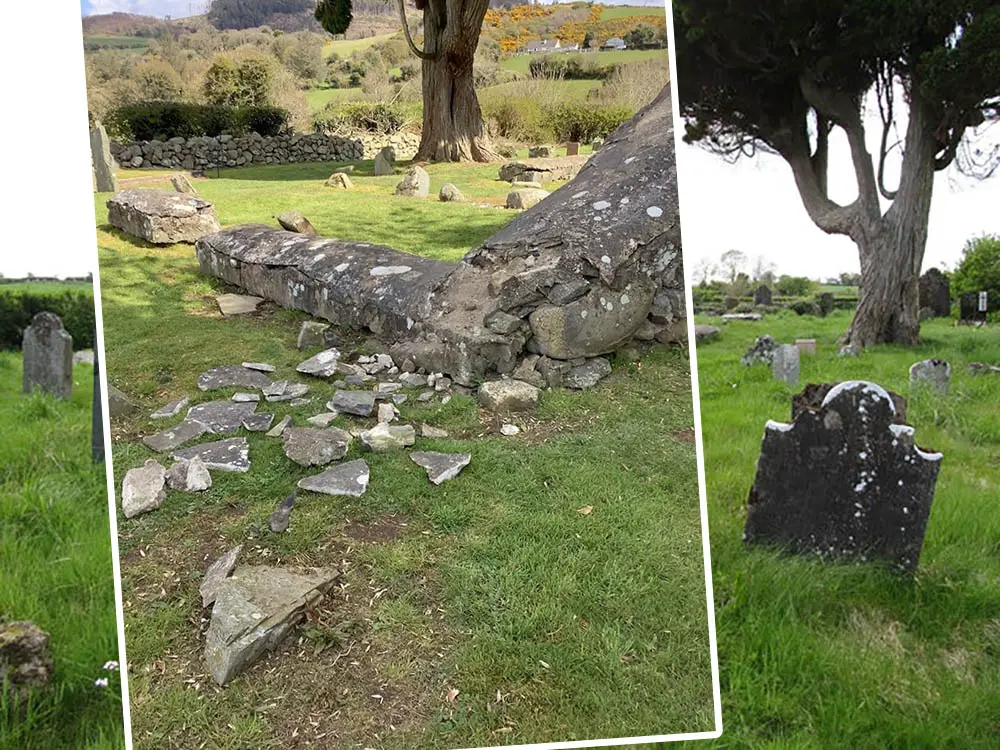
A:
[[90, 122, 118, 193], [745, 381, 942, 572], [170, 174, 198, 196], [772, 344, 800, 386], [528, 146, 552, 158], [741, 335, 778, 367], [373, 147, 395, 176], [817, 293, 835, 317], [794, 339, 817, 355], [565, 141, 581, 156], [959, 291, 989, 325], [276, 210, 318, 235], [918, 269, 950, 318], [753, 285, 772, 306], [394, 166, 430, 197], [439, 183, 464, 202], [325, 172, 353, 189], [22, 312, 73, 399], [909, 358, 950, 395], [791, 382, 908, 424]]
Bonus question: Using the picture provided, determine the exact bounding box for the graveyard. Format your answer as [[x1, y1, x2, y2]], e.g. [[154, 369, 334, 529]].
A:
[[693, 308, 1000, 746], [0, 306, 123, 747], [93, 102, 716, 745]]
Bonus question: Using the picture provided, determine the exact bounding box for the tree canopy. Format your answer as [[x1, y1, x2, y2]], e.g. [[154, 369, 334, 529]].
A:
[[208, 0, 315, 31]]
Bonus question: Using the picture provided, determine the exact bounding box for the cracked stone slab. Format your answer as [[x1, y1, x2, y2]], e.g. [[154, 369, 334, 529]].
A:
[[282, 427, 352, 467], [242, 362, 275, 372], [329, 390, 376, 417], [263, 380, 310, 402], [107, 188, 221, 244], [296, 348, 342, 377], [165, 456, 212, 492], [187, 400, 258, 434], [410, 451, 471, 485], [297, 459, 370, 496], [242, 413, 275, 432], [172, 438, 250, 472], [217, 294, 264, 316], [197, 365, 273, 392], [200, 545, 242, 608], [121, 459, 167, 518], [359, 422, 415, 452], [151, 396, 190, 420], [232, 392, 261, 402], [142, 419, 209, 452], [205, 565, 339, 685]]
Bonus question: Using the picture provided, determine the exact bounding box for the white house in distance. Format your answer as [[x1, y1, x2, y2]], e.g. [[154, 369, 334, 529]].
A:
[[601, 37, 627, 51]]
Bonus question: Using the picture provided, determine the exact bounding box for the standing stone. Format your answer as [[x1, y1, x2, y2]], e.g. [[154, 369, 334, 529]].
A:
[[772, 344, 800, 387], [394, 166, 430, 197], [439, 183, 465, 202], [373, 147, 395, 176], [90, 122, 118, 193], [909, 359, 950, 395], [745, 381, 942, 572], [0, 621, 54, 702], [171, 174, 198, 196], [276, 210, 318, 235], [22, 312, 73, 399], [918, 268, 950, 318], [753, 285, 772, 306], [565, 141, 581, 156]]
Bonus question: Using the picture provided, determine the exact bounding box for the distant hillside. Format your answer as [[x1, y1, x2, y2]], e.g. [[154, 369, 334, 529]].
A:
[[81, 12, 168, 37]]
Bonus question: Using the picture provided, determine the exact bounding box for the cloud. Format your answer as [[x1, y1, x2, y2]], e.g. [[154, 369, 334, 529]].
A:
[[83, 0, 207, 18]]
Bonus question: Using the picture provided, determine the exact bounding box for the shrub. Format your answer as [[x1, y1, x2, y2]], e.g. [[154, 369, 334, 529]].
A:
[[775, 275, 815, 296], [106, 102, 290, 140], [790, 299, 820, 316], [0, 291, 96, 351], [203, 49, 279, 107], [528, 54, 617, 81], [952, 234, 1000, 302], [314, 102, 409, 135], [543, 103, 633, 142]]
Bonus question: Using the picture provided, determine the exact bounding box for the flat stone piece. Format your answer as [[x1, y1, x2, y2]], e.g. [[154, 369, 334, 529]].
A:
[[107, 188, 221, 244], [277, 210, 317, 235], [266, 415, 293, 437], [165, 456, 212, 492], [242, 413, 275, 432], [232, 392, 261, 402], [296, 348, 342, 377], [282, 427, 352, 467], [205, 565, 338, 685], [297, 321, 330, 350], [121, 459, 167, 518], [330, 389, 376, 417], [242, 362, 275, 372], [151, 396, 189, 419], [187, 400, 258, 434], [359, 422, 416, 452], [298, 459, 370, 496], [0, 621, 54, 699], [722, 313, 762, 321], [172, 437, 250, 473], [264, 382, 310, 402], [197, 365, 273, 392], [421, 424, 449, 438], [478, 380, 540, 411], [772, 344, 800, 387], [217, 294, 264, 316], [506, 188, 549, 210], [200, 545, 242, 608], [142, 419, 209, 452], [410, 451, 471, 485], [22, 312, 73, 399], [399, 372, 429, 388], [306, 412, 339, 427], [745, 381, 942, 572], [741, 335, 778, 367], [909, 359, 950, 395], [564, 357, 612, 389]]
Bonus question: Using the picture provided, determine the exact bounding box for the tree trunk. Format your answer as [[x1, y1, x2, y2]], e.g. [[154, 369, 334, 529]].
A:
[[416, 0, 497, 162]]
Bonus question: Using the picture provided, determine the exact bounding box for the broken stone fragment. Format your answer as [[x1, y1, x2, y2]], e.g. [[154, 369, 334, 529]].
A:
[[359, 422, 416, 452], [197, 365, 273, 392], [306, 412, 339, 427], [478, 380, 540, 411], [269, 491, 297, 533], [282, 427, 352, 467], [297, 321, 331, 350], [563, 357, 612, 389], [231, 392, 260, 402], [121, 459, 167, 518], [329, 389, 376, 417], [242, 362, 275, 373], [187, 400, 258, 434], [165, 456, 212, 492], [276, 210, 317, 235], [484, 310, 522, 335], [200, 545, 242, 607], [399, 372, 429, 388], [410, 451, 471, 485], [377, 403, 399, 423], [265, 415, 293, 437], [150, 396, 189, 419], [242, 413, 275, 432], [108, 384, 140, 419], [204, 565, 339, 685], [909, 359, 950, 395], [297, 459, 370, 496], [421, 424, 449, 438], [296, 348, 341, 378], [325, 172, 353, 189], [142, 419, 209, 452], [172, 438, 250, 473], [264, 382, 310, 402], [216, 294, 263, 316]]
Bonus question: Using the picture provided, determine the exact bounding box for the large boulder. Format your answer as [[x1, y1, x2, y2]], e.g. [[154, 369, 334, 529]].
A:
[[395, 166, 430, 197], [107, 188, 221, 244]]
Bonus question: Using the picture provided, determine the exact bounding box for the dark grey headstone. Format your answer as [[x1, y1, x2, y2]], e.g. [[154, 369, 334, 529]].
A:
[[792, 382, 907, 425], [918, 269, 950, 318], [745, 381, 942, 572], [959, 291, 989, 324], [753, 285, 772, 306], [22, 312, 73, 399]]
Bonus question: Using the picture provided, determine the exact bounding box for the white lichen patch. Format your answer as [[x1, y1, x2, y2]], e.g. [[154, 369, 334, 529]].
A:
[[601, 255, 611, 264], [646, 206, 663, 218], [822, 381, 896, 414], [592, 200, 611, 211], [335, 262, 350, 273], [370, 265, 412, 277]]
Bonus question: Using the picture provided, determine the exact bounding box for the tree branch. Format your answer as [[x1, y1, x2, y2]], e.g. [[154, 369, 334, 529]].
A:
[[397, 0, 436, 61]]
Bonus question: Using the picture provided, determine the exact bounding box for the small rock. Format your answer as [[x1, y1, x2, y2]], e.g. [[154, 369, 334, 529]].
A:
[[484, 310, 522, 335], [143, 418, 209, 452], [410, 451, 471, 485], [231, 392, 260, 402], [500, 423, 520, 436], [242, 413, 275, 432], [150, 396, 190, 420], [297, 321, 331, 350], [506, 188, 549, 210], [296, 348, 342, 377], [439, 183, 465, 202], [200, 545, 241, 607], [298, 459, 370, 496], [266, 415, 292, 437], [395, 166, 430, 198], [306, 413, 339, 427], [478, 380, 540, 411], [172, 438, 250, 473], [359, 422, 416, 452], [329, 390, 376, 417], [564, 358, 612, 389], [0, 621, 54, 700], [121, 459, 167, 518], [377, 403, 399, 423], [325, 172, 353, 189], [399, 372, 429, 388], [242, 362, 275, 372], [165, 456, 212, 492], [282, 427, 352, 467], [186, 400, 258, 433], [421, 424, 449, 438], [277, 210, 318, 235], [216, 294, 263, 316], [694, 325, 720, 343], [197, 365, 272, 392], [417, 390, 435, 402], [108, 384, 140, 419]]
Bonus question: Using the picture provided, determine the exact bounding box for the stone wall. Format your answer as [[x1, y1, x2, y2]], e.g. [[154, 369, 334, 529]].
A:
[[110, 130, 421, 171]]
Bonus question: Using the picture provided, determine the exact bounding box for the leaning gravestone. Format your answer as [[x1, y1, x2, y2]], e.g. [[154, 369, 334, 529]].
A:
[[753, 285, 772, 306], [772, 344, 800, 386], [918, 268, 950, 318], [959, 291, 989, 325], [90, 121, 118, 193], [745, 381, 942, 572], [909, 358, 950, 395], [373, 147, 395, 176], [107, 189, 221, 244], [22, 312, 73, 399]]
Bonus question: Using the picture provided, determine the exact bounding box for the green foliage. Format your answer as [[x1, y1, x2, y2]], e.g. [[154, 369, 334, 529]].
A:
[[952, 234, 1000, 301], [0, 291, 96, 351], [107, 101, 290, 141], [315, 0, 354, 36], [775, 275, 816, 297], [208, 0, 314, 31], [203, 50, 278, 108], [623, 23, 660, 50], [528, 54, 617, 81], [313, 101, 410, 135], [130, 59, 185, 101], [543, 102, 632, 142]]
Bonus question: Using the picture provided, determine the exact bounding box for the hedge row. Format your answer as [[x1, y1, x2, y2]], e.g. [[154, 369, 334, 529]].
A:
[[106, 102, 291, 142], [0, 291, 96, 351]]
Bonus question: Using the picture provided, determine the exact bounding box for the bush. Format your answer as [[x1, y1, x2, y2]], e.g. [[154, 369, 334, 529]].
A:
[[790, 299, 820, 316], [543, 103, 633, 142], [0, 291, 96, 351], [313, 102, 409, 135], [106, 102, 290, 141], [528, 54, 617, 81], [775, 275, 815, 296], [952, 234, 1000, 303]]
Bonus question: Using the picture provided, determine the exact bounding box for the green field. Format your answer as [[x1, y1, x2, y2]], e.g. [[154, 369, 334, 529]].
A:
[[499, 47, 666, 75], [0, 353, 124, 748], [0, 281, 93, 296], [305, 85, 366, 112], [93, 159, 715, 747], [82, 35, 151, 51], [682, 310, 1000, 747], [323, 32, 396, 59], [600, 5, 668, 21]]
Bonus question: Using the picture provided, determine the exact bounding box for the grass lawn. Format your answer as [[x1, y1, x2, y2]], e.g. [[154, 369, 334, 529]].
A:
[[305, 86, 366, 112], [599, 6, 668, 21], [0, 353, 124, 748], [499, 48, 666, 75], [672, 309, 1000, 748], [93, 158, 715, 747], [323, 33, 396, 59], [0, 281, 93, 295]]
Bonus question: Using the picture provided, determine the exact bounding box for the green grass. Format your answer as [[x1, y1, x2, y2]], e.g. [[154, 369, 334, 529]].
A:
[[323, 33, 396, 59], [93, 158, 715, 746], [305, 86, 365, 112], [82, 35, 151, 51], [672, 309, 1000, 748], [0, 281, 93, 295], [499, 48, 665, 75], [599, 6, 668, 21], [0, 353, 124, 748]]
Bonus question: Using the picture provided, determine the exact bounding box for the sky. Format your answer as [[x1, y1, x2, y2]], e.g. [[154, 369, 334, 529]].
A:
[[678, 102, 1000, 282], [80, 0, 209, 18]]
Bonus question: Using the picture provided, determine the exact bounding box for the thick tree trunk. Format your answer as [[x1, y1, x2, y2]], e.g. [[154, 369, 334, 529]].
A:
[[416, 0, 497, 162]]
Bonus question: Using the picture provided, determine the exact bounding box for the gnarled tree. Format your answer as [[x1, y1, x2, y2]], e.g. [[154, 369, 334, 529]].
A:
[[674, 1, 1000, 348], [316, 0, 497, 162]]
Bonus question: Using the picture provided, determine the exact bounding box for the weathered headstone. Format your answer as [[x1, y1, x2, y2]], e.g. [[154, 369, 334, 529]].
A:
[[753, 285, 772, 306], [794, 339, 817, 355], [909, 358, 950, 395], [90, 122, 118, 193], [772, 344, 800, 386], [741, 334, 778, 367], [565, 141, 581, 156], [439, 183, 465, 202], [22, 312, 73, 399], [745, 381, 942, 572], [373, 147, 395, 176], [918, 268, 950, 318], [959, 291, 989, 325]]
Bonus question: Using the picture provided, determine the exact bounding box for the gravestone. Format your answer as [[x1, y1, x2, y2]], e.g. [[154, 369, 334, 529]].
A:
[[22, 312, 73, 399], [395, 166, 430, 197], [959, 291, 989, 324], [0, 621, 54, 703], [792, 382, 908, 424], [90, 122, 118, 193], [741, 334, 778, 366], [107, 189, 221, 244], [373, 147, 395, 176], [909, 358, 950, 395], [753, 285, 772, 306], [171, 174, 198, 196], [565, 141, 581, 156], [794, 339, 817, 355], [772, 344, 799, 386], [745, 381, 942, 572], [918, 268, 950, 318], [817, 292, 835, 317]]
